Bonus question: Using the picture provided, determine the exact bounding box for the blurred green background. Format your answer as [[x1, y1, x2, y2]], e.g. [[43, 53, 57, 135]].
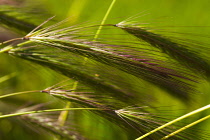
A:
[[0, 0, 210, 139]]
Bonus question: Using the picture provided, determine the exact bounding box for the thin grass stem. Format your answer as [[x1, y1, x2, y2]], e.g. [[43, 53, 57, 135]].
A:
[[57, 81, 78, 126], [161, 115, 210, 139], [0, 45, 14, 53], [0, 72, 16, 83], [93, 0, 116, 41], [0, 108, 104, 119], [0, 37, 23, 45], [26, 16, 56, 38], [136, 104, 210, 140], [0, 90, 40, 99]]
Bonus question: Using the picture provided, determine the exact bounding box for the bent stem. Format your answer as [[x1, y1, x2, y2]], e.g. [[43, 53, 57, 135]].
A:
[[161, 115, 210, 139], [136, 104, 210, 140]]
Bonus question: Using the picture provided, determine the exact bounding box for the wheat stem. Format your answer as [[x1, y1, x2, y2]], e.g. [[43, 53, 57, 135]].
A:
[[0, 90, 40, 99], [161, 115, 210, 139], [0, 38, 23, 45], [0, 72, 16, 83], [0, 108, 103, 119], [93, 0, 116, 41], [136, 104, 210, 140], [57, 81, 78, 126]]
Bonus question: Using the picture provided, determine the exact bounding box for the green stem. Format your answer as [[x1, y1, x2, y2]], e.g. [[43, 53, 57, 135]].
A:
[[0, 37, 23, 45], [0, 108, 103, 119], [0, 45, 14, 53], [93, 0, 116, 41], [57, 81, 78, 126], [0, 72, 16, 83], [162, 115, 210, 139], [0, 90, 40, 99], [136, 104, 210, 140], [55, 81, 79, 140]]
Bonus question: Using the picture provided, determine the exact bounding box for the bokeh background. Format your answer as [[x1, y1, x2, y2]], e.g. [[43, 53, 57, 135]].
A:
[[0, 0, 210, 140]]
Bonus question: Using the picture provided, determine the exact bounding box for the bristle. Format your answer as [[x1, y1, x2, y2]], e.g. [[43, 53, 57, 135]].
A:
[[40, 84, 181, 139], [2, 18, 202, 101], [27, 36, 197, 100], [115, 23, 210, 78], [8, 46, 137, 103], [10, 20, 200, 101]]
